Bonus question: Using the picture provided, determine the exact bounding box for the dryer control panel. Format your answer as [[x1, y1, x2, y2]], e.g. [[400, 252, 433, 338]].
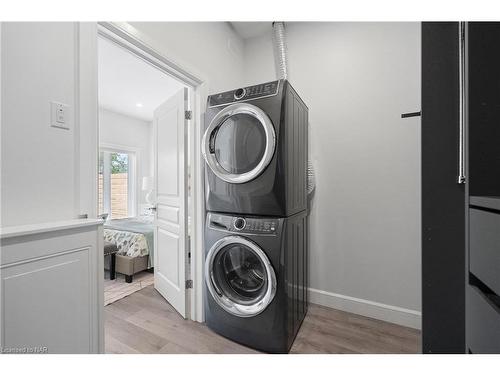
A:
[[208, 80, 280, 107], [208, 213, 279, 235]]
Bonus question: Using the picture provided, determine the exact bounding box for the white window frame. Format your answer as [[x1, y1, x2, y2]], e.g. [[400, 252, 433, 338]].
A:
[[99, 143, 139, 219]]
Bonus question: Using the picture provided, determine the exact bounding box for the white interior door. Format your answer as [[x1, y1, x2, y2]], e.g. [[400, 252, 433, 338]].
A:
[[153, 87, 189, 318]]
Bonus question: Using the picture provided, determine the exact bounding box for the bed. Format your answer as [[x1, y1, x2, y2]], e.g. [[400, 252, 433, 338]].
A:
[[103, 218, 154, 283]]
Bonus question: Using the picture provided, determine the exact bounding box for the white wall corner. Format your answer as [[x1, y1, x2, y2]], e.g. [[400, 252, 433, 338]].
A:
[[309, 287, 421, 330]]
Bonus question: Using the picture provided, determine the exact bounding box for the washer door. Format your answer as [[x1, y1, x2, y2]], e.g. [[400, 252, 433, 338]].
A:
[[202, 103, 276, 184], [205, 236, 277, 317]]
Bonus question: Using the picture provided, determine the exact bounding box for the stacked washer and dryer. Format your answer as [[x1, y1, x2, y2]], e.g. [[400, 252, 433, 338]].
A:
[[202, 79, 309, 353]]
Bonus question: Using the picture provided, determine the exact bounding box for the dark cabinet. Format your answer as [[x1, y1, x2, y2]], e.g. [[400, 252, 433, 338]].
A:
[[466, 22, 500, 354], [422, 22, 500, 354]]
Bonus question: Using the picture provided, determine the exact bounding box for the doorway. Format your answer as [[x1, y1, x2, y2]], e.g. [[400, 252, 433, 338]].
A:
[[96, 22, 206, 324]]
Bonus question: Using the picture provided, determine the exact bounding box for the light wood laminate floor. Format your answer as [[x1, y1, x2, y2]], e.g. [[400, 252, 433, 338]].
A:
[[105, 285, 421, 354]]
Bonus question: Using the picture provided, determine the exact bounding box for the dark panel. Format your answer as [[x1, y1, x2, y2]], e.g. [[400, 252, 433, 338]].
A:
[[284, 210, 308, 350], [470, 195, 500, 212], [469, 208, 500, 297], [284, 81, 308, 215], [421, 22, 466, 353], [467, 285, 500, 354], [468, 23, 500, 197]]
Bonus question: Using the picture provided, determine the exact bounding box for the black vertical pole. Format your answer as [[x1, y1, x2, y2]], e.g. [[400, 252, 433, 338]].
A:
[[421, 22, 466, 353]]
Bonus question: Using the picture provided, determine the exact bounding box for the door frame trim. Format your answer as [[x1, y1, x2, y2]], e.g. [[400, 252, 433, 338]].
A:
[[97, 22, 207, 323]]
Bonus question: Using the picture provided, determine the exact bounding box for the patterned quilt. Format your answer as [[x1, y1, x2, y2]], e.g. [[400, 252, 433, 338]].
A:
[[103, 229, 149, 258], [103, 218, 155, 267]]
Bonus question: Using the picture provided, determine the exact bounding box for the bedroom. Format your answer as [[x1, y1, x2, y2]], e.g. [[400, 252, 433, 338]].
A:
[[97, 35, 189, 304]]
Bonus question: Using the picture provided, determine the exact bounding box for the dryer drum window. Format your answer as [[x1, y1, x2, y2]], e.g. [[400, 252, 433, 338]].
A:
[[203, 103, 276, 184], [205, 236, 277, 317], [214, 114, 266, 174]]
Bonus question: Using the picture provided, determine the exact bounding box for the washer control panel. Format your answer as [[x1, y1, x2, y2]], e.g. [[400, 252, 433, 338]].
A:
[[243, 218, 278, 234], [208, 214, 279, 235], [208, 80, 279, 107]]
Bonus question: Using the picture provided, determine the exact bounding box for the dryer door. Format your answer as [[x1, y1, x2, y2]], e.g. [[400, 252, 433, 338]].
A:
[[205, 236, 277, 317], [202, 103, 276, 184]]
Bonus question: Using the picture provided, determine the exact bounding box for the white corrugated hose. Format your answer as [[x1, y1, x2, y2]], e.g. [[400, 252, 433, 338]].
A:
[[272, 21, 288, 80]]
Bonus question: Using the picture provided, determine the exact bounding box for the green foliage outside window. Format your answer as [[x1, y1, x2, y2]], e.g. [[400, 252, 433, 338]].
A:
[[111, 153, 128, 174]]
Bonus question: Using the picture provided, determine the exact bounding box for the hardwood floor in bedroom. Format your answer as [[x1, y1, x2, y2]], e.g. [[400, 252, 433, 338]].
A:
[[105, 285, 421, 354]]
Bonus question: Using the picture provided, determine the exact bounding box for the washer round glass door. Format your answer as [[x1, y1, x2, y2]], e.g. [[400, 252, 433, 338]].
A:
[[202, 103, 276, 184], [205, 236, 277, 317]]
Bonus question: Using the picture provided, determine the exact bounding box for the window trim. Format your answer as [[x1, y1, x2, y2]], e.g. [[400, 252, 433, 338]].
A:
[[99, 143, 139, 218]]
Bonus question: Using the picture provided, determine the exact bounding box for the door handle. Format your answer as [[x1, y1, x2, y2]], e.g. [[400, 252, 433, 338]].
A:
[[457, 21, 467, 184]]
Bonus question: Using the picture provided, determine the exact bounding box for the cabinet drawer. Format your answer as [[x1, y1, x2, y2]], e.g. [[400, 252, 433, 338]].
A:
[[470, 208, 500, 296], [467, 285, 500, 353]]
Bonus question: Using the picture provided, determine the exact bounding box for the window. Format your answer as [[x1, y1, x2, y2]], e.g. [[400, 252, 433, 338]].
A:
[[99, 149, 136, 219]]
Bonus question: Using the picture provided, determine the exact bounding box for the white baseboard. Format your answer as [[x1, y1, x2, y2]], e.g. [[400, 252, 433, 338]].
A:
[[308, 288, 421, 330]]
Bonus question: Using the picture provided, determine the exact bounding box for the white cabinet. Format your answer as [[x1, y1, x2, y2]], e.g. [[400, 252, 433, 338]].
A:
[[0, 220, 103, 354]]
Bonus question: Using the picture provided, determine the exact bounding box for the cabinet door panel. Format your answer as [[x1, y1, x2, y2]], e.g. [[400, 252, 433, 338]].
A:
[[470, 208, 500, 296], [2, 248, 91, 353], [467, 286, 500, 353]]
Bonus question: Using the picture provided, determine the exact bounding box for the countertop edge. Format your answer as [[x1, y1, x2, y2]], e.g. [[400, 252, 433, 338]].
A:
[[0, 219, 104, 240]]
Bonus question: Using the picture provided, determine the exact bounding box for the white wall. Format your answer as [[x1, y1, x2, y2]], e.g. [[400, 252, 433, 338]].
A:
[[127, 22, 245, 94], [1, 23, 79, 226], [99, 108, 153, 210], [1, 21, 243, 228], [243, 23, 422, 327]]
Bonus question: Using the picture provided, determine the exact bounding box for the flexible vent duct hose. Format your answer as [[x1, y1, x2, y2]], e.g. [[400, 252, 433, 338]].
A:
[[272, 22, 288, 80], [272, 22, 316, 196], [306, 160, 316, 197]]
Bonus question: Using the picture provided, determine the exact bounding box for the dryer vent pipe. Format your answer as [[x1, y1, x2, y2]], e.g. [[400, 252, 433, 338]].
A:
[[272, 22, 288, 80]]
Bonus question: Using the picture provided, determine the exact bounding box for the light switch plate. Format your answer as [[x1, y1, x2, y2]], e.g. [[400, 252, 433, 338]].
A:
[[50, 101, 70, 130]]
